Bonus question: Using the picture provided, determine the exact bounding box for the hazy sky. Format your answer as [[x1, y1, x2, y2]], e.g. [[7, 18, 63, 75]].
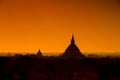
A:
[[0, 0, 120, 55]]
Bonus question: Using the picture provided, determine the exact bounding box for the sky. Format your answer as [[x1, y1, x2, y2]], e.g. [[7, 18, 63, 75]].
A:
[[0, 0, 120, 55]]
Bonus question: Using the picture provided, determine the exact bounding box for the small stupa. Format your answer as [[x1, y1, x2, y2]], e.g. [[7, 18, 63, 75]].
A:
[[37, 49, 42, 57], [61, 35, 85, 58]]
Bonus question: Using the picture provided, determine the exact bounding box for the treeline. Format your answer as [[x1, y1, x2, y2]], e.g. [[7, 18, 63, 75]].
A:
[[0, 56, 120, 80]]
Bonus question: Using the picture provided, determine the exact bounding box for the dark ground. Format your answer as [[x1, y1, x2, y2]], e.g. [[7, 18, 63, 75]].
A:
[[0, 56, 120, 80]]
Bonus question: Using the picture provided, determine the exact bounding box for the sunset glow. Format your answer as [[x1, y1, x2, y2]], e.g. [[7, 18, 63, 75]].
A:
[[0, 0, 120, 55]]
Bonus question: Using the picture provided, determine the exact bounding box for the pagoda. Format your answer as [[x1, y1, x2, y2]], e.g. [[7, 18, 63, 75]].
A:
[[37, 49, 42, 57], [61, 35, 85, 58]]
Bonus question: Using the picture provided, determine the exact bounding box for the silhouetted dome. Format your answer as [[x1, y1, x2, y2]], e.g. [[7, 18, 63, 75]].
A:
[[62, 35, 85, 58], [37, 49, 42, 57]]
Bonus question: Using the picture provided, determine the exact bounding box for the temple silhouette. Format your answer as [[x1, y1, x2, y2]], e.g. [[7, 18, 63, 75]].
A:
[[37, 49, 42, 57], [61, 35, 85, 58]]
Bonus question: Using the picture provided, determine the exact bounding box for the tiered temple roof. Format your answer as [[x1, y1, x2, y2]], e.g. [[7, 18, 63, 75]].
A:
[[61, 35, 85, 58]]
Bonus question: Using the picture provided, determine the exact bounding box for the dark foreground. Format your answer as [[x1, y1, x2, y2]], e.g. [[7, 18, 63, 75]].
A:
[[0, 56, 120, 80]]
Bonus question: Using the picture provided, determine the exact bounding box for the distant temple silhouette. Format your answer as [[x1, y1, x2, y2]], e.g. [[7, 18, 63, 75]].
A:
[[61, 35, 85, 58], [37, 49, 42, 57]]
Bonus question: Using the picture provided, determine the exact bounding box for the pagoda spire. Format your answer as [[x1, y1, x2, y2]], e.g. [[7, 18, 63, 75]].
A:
[[37, 49, 42, 57], [71, 34, 75, 44], [61, 34, 85, 58]]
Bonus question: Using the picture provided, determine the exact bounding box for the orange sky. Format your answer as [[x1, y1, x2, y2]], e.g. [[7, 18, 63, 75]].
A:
[[0, 0, 120, 55]]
